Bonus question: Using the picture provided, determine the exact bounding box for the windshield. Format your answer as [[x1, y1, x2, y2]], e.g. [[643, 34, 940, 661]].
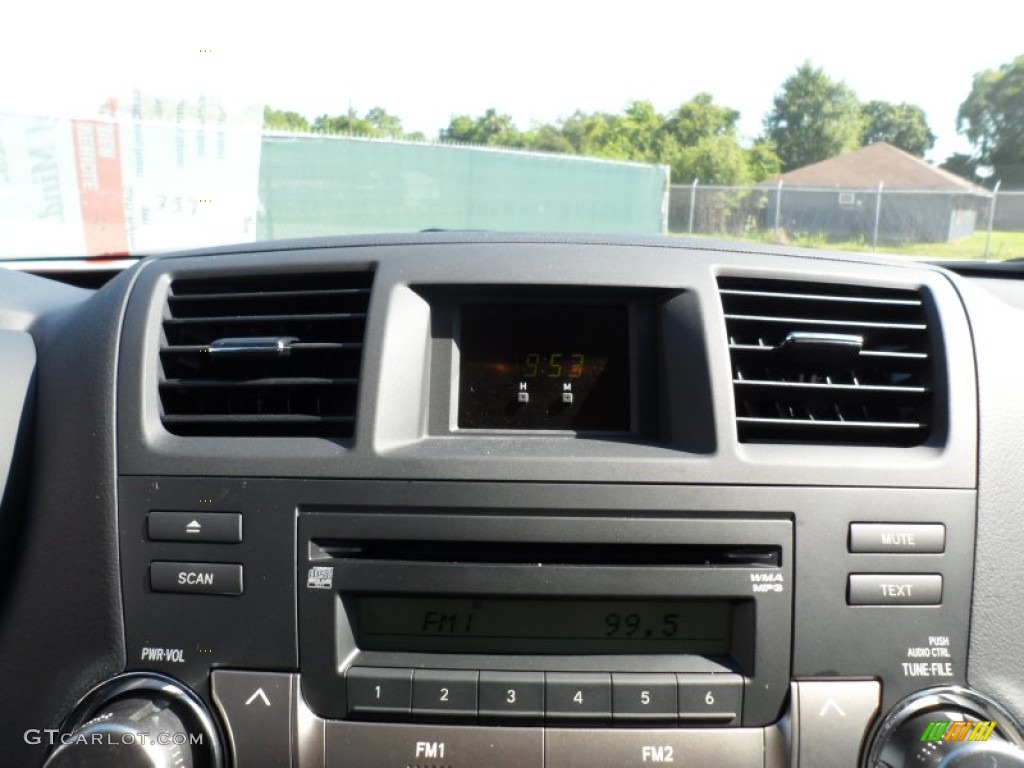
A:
[[1, 0, 1022, 261]]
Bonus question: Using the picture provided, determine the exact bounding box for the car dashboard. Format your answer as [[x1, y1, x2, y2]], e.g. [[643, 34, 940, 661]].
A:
[[1, 232, 1023, 768]]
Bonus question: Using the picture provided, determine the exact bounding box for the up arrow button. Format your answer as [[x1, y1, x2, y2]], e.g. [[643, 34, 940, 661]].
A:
[[245, 687, 272, 707], [818, 698, 847, 718], [147, 511, 242, 543], [213, 672, 293, 767], [797, 681, 880, 768]]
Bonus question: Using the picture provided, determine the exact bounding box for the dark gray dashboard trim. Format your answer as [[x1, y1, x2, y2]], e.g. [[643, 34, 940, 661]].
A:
[[117, 237, 976, 489], [960, 276, 1024, 721], [0, 331, 35, 522], [128, 231, 979, 272], [0, 266, 136, 765]]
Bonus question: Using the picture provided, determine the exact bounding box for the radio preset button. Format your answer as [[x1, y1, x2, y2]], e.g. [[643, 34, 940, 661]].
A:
[[347, 667, 413, 718], [677, 673, 743, 725], [479, 671, 544, 720], [545, 672, 612, 722], [412, 669, 478, 719], [612, 673, 677, 722]]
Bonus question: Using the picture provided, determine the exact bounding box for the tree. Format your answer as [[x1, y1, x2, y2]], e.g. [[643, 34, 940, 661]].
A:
[[441, 109, 527, 147], [364, 107, 405, 139], [940, 153, 980, 183], [559, 110, 617, 156], [664, 92, 740, 147], [266, 98, 776, 185], [313, 108, 369, 135], [763, 62, 864, 171], [312, 107, 409, 139], [593, 101, 668, 162], [861, 100, 935, 157], [263, 106, 311, 133], [956, 56, 1024, 187], [671, 135, 753, 186], [544, 97, 778, 184], [433, 99, 775, 184], [527, 124, 575, 154], [745, 140, 783, 182], [663, 95, 780, 184]]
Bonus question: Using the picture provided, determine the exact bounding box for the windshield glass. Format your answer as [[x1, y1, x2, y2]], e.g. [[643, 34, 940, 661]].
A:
[[1, 0, 1022, 260]]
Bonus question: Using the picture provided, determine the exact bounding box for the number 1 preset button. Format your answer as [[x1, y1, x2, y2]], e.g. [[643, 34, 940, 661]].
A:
[[545, 672, 612, 722], [347, 667, 412, 717], [479, 672, 545, 720]]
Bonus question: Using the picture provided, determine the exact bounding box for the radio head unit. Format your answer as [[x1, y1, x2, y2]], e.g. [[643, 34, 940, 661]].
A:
[[298, 512, 792, 727]]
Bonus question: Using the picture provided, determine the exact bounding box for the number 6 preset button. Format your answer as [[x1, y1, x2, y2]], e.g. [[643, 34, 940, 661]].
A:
[[677, 673, 743, 726], [346, 667, 412, 717], [412, 669, 478, 719], [545, 672, 612, 722]]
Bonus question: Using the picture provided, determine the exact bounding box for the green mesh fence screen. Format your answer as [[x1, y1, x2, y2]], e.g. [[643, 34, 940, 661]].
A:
[[257, 136, 668, 238]]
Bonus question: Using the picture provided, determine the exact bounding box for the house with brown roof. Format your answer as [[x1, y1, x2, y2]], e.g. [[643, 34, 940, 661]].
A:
[[761, 142, 988, 243]]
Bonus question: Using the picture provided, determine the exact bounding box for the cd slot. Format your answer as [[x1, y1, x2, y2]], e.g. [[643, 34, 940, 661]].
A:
[[310, 539, 780, 567]]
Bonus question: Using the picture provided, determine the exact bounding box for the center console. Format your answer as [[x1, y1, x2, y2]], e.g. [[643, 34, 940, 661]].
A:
[[104, 476, 980, 768], [40, 237, 1023, 768]]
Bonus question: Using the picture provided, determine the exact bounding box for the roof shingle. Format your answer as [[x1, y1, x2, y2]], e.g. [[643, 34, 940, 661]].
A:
[[765, 142, 985, 192]]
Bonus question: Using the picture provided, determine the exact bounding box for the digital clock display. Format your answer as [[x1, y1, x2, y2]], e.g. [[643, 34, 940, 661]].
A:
[[353, 596, 733, 655], [458, 304, 631, 430]]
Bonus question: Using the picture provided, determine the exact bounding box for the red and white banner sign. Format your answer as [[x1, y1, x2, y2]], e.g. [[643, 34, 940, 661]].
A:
[[0, 92, 262, 259], [71, 118, 129, 256]]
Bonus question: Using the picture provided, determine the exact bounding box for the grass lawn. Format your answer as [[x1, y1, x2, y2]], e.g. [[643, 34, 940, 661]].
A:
[[683, 230, 1024, 260], [831, 230, 1024, 260]]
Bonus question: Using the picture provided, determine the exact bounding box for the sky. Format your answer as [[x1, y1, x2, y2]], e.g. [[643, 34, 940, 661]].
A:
[[2, 0, 1022, 167]]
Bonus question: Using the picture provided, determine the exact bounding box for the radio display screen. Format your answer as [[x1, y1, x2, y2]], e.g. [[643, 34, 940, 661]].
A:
[[352, 596, 733, 655], [457, 304, 631, 431]]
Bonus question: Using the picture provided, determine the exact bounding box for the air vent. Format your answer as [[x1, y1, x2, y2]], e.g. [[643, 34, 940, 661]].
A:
[[718, 276, 935, 446], [159, 270, 373, 437]]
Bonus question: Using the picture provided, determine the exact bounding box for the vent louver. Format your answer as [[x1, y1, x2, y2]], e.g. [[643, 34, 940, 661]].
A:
[[159, 270, 373, 437], [718, 276, 935, 446]]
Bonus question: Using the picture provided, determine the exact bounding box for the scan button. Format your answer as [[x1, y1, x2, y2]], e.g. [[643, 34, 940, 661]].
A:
[[149, 561, 242, 596]]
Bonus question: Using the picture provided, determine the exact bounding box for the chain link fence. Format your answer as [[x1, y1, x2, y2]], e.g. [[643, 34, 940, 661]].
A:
[[668, 183, 1024, 256]]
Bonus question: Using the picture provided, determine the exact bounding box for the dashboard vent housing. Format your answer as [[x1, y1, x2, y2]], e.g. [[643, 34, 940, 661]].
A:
[[159, 270, 373, 437], [718, 276, 935, 446]]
